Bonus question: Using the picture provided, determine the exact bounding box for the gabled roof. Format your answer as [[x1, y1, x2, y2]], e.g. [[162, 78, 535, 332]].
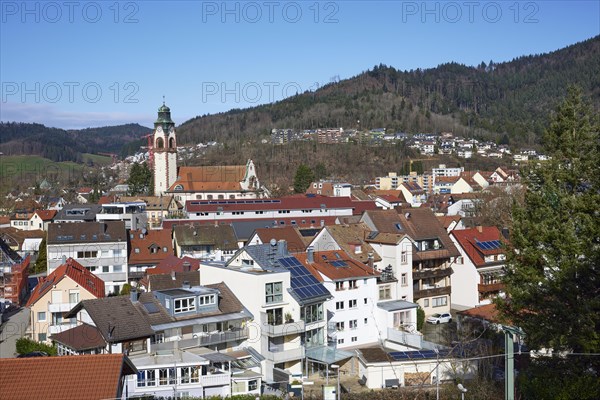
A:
[[296, 250, 380, 281], [457, 303, 505, 324], [128, 229, 173, 265], [66, 296, 155, 342], [435, 176, 460, 184], [0, 227, 45, 251], [146, 271, 200, 291], [401, 182, 425, 194], [252, 226, 307, 253], [145, 255, 200, 275], [47, 221, 127, 244], [49, 323, 107, 351], [451, 226, 506, 267], [168, 165, 248, 192], [120, 195, 175, 210], [173, 224, 238, 250], [0, 354, 137, 400], [437, 215, 462, 230], [318, 223, 382, 264], [33, 209, 57, 221], [0, 236, 22, 264], [362, 209, 405, 234], [26, 258, 105, 307]]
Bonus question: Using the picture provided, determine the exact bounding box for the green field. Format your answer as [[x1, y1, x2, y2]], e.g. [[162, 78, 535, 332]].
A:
[[81, 153, 113, 166], [0, 155, 85, 191]]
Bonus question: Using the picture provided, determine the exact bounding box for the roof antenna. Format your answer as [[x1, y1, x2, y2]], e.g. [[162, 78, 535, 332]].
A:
[[162, 95, 165, 105]]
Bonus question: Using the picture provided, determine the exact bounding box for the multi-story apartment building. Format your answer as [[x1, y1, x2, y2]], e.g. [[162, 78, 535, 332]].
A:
[[200, 242, 333, 383], [96, 201, 148, 230], [47, 221, 128, 295]]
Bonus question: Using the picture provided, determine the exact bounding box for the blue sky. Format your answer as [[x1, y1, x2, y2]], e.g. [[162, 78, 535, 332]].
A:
[[1, 1, 598, 129]]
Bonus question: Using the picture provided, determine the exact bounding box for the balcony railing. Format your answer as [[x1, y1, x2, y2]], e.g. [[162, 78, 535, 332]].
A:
[[412, 267, 453, 280], [48, 323, 78, 335], [478, 282, 504, 294], [200, 371, 231, 387], [260, 312, 305, 337], [261, 343, 305, 363], [151, 328, 249, 351], [48, 302, 78, 313], [413, 286, 451, 300], [386, 327, 423, 348]]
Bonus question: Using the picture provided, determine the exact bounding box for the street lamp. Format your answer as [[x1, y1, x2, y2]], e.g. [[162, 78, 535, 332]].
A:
[[331, 364, 340, 400], [457, 383, 467, 400]]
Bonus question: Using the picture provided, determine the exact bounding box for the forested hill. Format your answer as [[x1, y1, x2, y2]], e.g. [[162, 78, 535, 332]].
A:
[[177, 35, 600, 145], [0, 122, 150, 162]]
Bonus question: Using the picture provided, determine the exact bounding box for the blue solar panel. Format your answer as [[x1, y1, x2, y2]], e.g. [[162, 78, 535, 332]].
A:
[[477, 240, 501, 250], [388, 350, 452, 361], [330, 260, 348, 267], [278, 256, 331, 302]]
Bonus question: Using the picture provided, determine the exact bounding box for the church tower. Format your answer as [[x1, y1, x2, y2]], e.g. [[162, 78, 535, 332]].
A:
[[153, 102, 177, 196]]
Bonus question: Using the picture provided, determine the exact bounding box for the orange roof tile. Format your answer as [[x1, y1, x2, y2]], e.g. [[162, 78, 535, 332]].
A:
[[128, 229, 173, 265], [26, 258, 105, 307], [34, 209, 57, 221], [168, 165, 247, 192], [254, 226, 307, 253], [296, 250, 380, 281], [0, 354, 136, 400], [451, 226, 506, 267]]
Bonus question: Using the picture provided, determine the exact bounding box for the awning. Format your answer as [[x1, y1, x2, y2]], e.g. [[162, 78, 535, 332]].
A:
[[377, 300, 419, 312], [306, 346, 354, 364]]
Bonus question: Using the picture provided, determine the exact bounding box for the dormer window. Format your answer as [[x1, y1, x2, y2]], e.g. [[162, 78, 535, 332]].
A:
[[174, 297, 196, 313], [174, 184, 183, 191]]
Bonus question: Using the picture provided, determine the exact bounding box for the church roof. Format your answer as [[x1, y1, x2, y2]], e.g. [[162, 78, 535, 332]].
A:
[[168, 165, 248, 192]]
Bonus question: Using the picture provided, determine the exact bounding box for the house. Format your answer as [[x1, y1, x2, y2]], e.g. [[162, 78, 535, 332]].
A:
[[436, 215, 465, 232], [399, 182, 426, 207], [0, 237, 30, 306], [450, 226, 507, 310], [363, 208, 459, 316], [47, 221, 128, 295], [28, 209, 57, 231], [76, 187, 94, 203], [434, 176, 474, 194], [173, 224, 238, 261], [247, 226, 308, 253], [200, 242, 338, 384], [446, 193, 483, 217], [0, 354, 137, 400], [26, 257, 105, 343], [127, 228, 173, 281], [96, 201, 148, 230], [0, 227, 45, 254], [143, 269, 200, 291], [306, 181, 352, 197], [374, 194, 406, 210], [120, 195, 180, 229], [9, 209, 33, 230]]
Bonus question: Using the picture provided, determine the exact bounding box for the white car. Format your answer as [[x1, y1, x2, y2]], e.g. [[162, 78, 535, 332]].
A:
[[426, 312, 452, 324]]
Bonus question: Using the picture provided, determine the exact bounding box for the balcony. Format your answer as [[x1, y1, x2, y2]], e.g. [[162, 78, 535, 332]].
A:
[[48, 323, 77, 335], [478, 282, 504, 294], [200, 371, 231, 387], [386, 327, 423, 348], [48, 303, 78, 313], [413, 286, 451, 300], [260, 312, 305, 337], [152, 328, 249, 351], [261, 342, 305, 363], [412, 267, 453, 280]]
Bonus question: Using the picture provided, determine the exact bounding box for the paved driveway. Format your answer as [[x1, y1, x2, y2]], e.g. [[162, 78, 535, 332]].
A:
[[0, 307, 30, 358]]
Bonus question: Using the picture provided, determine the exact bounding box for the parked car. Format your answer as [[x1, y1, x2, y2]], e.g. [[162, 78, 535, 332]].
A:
[[17, 351, 49, 358], [426, 313, 452, 324]]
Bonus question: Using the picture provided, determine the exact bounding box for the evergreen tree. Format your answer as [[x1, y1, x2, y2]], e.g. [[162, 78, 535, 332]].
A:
[[498, 87, 600, 399], [34, 236, 47, 274], [127, 162, 152, 195], [293, 164, 315, 193]]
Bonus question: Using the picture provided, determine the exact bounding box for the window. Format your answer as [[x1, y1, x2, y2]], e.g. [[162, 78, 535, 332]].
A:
[[337, 338, 344, 344], [76, 250, 97, 258], [379, 285, 391, 300], [351, 336, 358, 342], [102, 266, 110, 273], [393, 311, 411, 328], [265, 282, 283, 303], [134, 248, 140, 253], [68, 290, 79, 304], [432, 296, 447, 307], [349, 280, 357, 289], [401, 273, 408, 286], [305, 327, 324, 347], [51, 290, 61, 304], [146, 369, 156, 386], [38, 333, 47, 342], [335, 281, 344, 292], [364, 298, 368, 305], [266, 308, 283, 325], [113, 265, 123, 272], [335, 301, 344, 310], [198, 294, 216, 305], [174, 297, 196, 313], [301, 303, 324, 324], [424, 299, 429, 307], [37, 311, 46, 321], [456, 256, 463, 265], [349, 299, 357, 309], [349, 320, 358, 330], [248, 380, 258, 391], [401, 251, 407, 264], [113, 249, 122, 257], [52, 312, 63, 325], [364, 317, 368, 324], [336, 322, 345, 331]]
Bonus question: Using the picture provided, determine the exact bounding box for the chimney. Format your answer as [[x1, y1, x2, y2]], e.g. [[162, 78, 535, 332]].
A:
[[307, 246, 314, 263], [171, 270, 176, 280], [476, 225, 483, 233], [501, 227, 510, 240], [367, 252, 374, 271], [277, 240, 288, 258], [182, 280, 191, 289], [130, 288, 139, 303]]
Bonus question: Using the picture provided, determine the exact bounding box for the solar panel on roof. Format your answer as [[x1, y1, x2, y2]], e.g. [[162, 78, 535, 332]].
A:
[[331, 260, 348, 267], [143, 302, 160, 314], [279, 256, 330, 302]]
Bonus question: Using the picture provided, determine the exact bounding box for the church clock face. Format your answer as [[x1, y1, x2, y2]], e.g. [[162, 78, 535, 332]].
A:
[[156, 126, 163, 134], [169, 127, 175, 134]]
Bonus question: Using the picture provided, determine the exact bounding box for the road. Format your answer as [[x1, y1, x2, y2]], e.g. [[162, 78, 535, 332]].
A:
[[0, 307, 30, 358]]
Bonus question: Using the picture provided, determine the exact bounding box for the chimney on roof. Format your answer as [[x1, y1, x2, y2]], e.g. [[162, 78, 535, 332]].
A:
[[171, 270, 176, 280], [182, 281, 191, 289], [277, 240, 288, 258], [476, 225, 483, 233], [307, 246, 314, 263], [368, 252, 374, 272], [182, 261, 191, 272], [130, 288, 139, 303], [501, 227, 510, 240]]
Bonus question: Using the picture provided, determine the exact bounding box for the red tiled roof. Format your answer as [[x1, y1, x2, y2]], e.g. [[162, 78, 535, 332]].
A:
[[26, 258, 105, 307], [0, 354, 136, 400], [77, 187, 93, 194], [34, 209, 57, 221], [145, 255, 200, 275], [457, 303, 505, 324], [168, 165, 247, 192], [49, 323, 106, 351], [296, 250, 380, 281], [451, 226, 506, 267], [437, 215, 461, 230], [435, 176, 460, 184], [128, 229, 173, 265]]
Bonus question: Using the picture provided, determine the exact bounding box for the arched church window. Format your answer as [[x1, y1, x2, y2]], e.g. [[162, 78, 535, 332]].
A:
[[156, 137, 164, 149], [169, 137, 175, 148]]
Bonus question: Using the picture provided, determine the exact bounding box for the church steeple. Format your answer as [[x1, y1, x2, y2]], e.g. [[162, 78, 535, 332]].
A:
[[153, 101, 177, 196]]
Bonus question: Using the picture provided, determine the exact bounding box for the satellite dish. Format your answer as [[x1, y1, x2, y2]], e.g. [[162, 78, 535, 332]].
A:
[[270, 238, 277, 246]]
